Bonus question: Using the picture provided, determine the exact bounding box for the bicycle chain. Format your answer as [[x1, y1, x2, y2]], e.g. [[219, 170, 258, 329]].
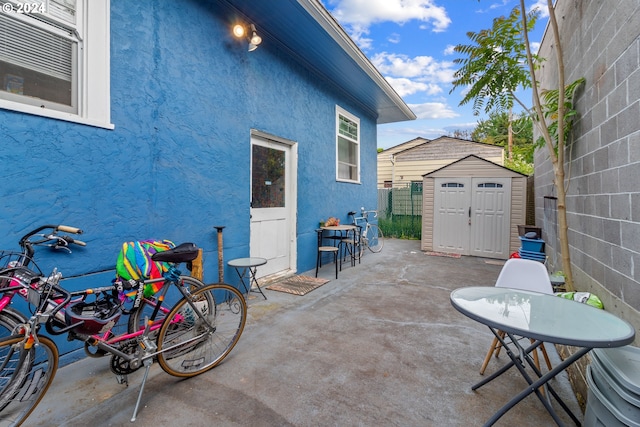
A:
[[109, 340, 141, 375]]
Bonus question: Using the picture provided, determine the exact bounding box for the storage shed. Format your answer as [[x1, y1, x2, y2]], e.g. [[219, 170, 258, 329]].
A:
[[422, 155, 528, 260], [378, 136, 504, 188]]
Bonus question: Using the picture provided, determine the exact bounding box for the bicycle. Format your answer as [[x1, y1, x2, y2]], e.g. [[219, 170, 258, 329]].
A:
[[0, 225, 247, 425], [348, 208, 384, 254], [1, 225, 87, 343]]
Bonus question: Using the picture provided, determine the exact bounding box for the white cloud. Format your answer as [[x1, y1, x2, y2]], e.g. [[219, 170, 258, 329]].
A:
[[388, 33, 401, 44], [528, 0, 549, 18], [443, 44, 456, 55], [474, 0, 549, 18], [443, 122, 478, 131], [348, 28, 374, 50], [378, 119, 474, 147], [371, 52, 455, 82], [530, 41, 541, 53], [489, 0, 511, 10], [326, 0, 451, 33], [408, 102, 459, 119], [385, 77, 442, 97], [377, 123, 446, 147]]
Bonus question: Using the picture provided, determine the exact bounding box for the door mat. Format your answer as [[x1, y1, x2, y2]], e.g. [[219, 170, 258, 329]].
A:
[[266, 275, 330, 296], [424, 251, 461, 258]]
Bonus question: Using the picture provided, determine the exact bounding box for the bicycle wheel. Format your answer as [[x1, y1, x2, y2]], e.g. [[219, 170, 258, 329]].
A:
[[365, 224, 384, 253], [0, 308, 27, 339], [127, 276, 207, 335], [0, 309, 31, 412], [0, 335, 58, 426], [156, 283, 246, 377]]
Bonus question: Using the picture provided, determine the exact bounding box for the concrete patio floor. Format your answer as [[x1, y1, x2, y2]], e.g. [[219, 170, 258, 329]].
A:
[[29, 238, 582, 426]]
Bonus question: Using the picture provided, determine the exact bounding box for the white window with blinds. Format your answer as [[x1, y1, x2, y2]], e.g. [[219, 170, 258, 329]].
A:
[[336, 106, 360, 183], [0, 0, 112, 129]]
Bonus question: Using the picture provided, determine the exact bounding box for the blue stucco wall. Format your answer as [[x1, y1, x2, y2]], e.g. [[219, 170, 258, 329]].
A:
[[1, 0, 378, 361]]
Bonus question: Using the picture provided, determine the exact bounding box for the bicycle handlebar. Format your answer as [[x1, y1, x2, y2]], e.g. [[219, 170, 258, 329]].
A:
[[348, 209, 378, 221], [56, 225, 83, 234], [15, 224, 86, 259], [62, 235, 86, 246]]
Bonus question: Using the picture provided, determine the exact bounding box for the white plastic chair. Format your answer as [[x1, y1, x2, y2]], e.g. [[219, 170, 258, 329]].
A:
[[479, 258, 554, 375]]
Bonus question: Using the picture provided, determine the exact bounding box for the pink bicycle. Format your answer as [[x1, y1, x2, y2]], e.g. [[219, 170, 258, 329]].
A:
[[0, 225, 247, 425]]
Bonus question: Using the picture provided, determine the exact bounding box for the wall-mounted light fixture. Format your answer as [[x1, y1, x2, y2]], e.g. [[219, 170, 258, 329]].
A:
[[233, 23, 262, 52]]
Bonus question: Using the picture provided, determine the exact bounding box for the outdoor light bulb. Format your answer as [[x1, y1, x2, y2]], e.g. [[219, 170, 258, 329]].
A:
[[233, 24, 245, 38], [249, 24, 262, 46], [250, 32, 262, 46]]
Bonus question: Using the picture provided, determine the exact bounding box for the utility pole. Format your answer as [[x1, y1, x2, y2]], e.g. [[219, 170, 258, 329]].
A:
[[508, 107, 513, 161]]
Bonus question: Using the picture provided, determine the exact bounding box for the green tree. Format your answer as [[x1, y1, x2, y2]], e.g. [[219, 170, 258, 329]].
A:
[[473, 111, 534, 175], [450, 1, 584, 291], [448, 129, 473, 140]]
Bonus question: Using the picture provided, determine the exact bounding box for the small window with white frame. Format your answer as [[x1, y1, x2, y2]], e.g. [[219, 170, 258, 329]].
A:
[[336, 106, 360, 183], [0, 0, 112, 128]]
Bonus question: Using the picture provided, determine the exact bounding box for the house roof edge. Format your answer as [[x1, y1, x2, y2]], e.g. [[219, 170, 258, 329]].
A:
[[297, 0, 416, 123]]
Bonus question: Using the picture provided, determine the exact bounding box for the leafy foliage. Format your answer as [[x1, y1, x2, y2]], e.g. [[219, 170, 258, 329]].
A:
[[472, 111, 534, 162], [450, 1, 583, 292], [504, 153, 534, 176], [450, 7, 539, 115], [535, 78, 586, 151]]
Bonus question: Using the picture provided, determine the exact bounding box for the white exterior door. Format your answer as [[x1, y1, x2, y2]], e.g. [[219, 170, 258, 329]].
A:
[[433, 177, 510, 259], [469, 178, 511, 259], [433, 178, 470, 254], [250, 135, 297, 277]]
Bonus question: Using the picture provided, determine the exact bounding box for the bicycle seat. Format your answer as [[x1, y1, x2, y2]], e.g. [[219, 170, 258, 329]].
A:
[[151, 242, 199, 263]]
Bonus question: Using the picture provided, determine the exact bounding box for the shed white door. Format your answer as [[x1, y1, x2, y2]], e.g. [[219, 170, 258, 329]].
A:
[[250, 136, 296, 277], [433, 178, 470, 254], [469, 178, 511, 259], [433, 178, 510, 259]]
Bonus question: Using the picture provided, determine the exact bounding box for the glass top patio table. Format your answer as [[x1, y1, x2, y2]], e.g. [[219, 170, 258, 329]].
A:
[[228, 257, 268, 300], [451, 286, 636, 426], [227, 257, 267, 269], [450, 286, 635, 348]]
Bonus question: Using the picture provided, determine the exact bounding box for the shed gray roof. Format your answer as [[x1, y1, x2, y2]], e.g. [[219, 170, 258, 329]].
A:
[[423, 154, 527, 177]]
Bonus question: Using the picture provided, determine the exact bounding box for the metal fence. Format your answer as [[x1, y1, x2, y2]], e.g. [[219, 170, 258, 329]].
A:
[[378, 183, 423, 219], [377, 183, 423, 239]]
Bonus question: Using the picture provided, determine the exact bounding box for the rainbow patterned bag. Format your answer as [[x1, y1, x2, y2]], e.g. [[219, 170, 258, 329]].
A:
[[116, 240, 175, 297]]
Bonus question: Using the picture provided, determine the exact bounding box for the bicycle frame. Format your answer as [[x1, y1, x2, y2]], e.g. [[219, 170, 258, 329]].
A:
[[1, 225, 246, 425], [1, 225, 85, 324], [0, 246, 193, 371], [75, 273, 197, 357], [348, 209, 374, 238], [347, 208, 383, 254], [0, 226, 205, 355], [2, 264, 217, 422]]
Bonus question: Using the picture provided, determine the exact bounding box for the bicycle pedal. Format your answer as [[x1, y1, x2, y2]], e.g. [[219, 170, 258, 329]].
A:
[[139, 336, 157, 353], [116, 374, 129, 386]]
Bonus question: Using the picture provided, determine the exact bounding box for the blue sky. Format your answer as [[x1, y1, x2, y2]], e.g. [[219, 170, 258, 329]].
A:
[[321, 0, 550, 149]]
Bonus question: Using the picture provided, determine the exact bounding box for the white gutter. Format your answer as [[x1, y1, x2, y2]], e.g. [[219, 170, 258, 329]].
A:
[[298, 0, 416, 122]]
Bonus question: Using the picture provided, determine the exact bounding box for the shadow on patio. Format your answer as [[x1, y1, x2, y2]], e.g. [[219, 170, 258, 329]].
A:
[[30, 238, 581, 426]]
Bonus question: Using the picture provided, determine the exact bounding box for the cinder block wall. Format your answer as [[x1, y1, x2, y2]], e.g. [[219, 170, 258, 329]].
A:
[[534, 1, 640, 408], [535, 0, 640, 338]]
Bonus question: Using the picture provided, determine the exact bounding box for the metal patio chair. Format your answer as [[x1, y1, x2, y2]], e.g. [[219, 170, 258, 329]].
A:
[[479, 258, 554, 375]]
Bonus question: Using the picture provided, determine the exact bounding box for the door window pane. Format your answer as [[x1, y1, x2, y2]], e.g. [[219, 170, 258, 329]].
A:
[[252, 145, 286, 208]]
